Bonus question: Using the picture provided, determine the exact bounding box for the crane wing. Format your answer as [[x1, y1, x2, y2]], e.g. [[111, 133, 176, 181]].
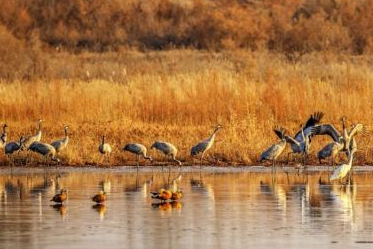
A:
[[348, 123, 365, 137], [273, 126, 286, 139], [305, 111, 324, 128], [309, 124, 342, 142], [294, 111, 324, 139], [283, 134, 299, 145]]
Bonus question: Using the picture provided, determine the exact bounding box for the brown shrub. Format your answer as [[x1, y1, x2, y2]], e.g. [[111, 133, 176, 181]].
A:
[[0, 0, 372, 54]]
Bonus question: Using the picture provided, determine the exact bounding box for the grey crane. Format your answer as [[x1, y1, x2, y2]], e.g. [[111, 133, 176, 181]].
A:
[[285, 112, 324, 164], [317, 117, 346, 166], [151, 141, 182, 170], [190, 124, 223, 167], [260, 126, 287, 170], [123, 143, 153, 168], [0, 124, 8, 149], [309, 116, 365, 156], [330, 147, 357, 183], [29, 141, 60, 165], [22, 119, 43, 150], [51, 126, 69, 154], [283, 124, 311, 165], [98, 136, 112, 164], [5, 136, 23, 166], [317, 141, 344, 166]]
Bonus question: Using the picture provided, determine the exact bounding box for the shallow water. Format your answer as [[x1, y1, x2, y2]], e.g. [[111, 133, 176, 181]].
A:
[[1, 168, 373, 249]]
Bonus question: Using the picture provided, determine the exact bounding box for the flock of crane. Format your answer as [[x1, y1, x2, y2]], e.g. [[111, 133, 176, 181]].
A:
[[0, 112, 366, 182], [259, 112, 365, 182]]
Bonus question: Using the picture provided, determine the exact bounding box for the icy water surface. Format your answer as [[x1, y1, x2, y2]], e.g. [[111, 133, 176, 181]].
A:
[[1, 167, 373, 249]]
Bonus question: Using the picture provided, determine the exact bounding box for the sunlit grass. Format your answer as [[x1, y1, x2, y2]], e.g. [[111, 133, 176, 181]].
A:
[[1, 51, 372, 166]]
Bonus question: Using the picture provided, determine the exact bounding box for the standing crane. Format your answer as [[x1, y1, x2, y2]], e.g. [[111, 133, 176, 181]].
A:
[[330, 147, 357, 184], [190, 124, 223, 167], [22, 119, 43, 150], [316, 117, 346, 167], [29, 141, 60, 165], [317, 141, 344, 166], [309, 116, 365, 156], [151, 141, 182, 171], [285, 112, 324, 164], [0, 124, 8, 149], [51, 126, 69, 154], [5, 136, 23, 166], [123, 143, 153, 168], [281, 124, 312, 165], [98, 136, 112, 164], [260, 126, 287, 171]]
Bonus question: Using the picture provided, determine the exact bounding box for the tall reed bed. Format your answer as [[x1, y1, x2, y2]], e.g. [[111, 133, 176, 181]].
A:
[[0, 51, 372, 166]]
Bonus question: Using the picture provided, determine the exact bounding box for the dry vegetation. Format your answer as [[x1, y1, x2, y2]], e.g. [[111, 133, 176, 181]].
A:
[[0, 0, 373, 166], [0, 50, 373, 166]]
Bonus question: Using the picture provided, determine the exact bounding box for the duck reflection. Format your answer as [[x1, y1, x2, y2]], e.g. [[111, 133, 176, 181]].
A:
[[51, 204, 67, 218], [92, 204, 106, 220], [152, 201, 182, 211]]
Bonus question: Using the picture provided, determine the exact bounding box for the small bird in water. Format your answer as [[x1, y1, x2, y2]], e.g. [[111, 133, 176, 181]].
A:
[[171, 190, 183, 201], [92, 190, 107, 203], [151, 189, 172, 202], [50, 189, 67, 204]]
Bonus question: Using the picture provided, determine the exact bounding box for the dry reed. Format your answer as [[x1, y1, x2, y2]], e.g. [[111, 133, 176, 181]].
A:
[[0, 50, 372, 166]]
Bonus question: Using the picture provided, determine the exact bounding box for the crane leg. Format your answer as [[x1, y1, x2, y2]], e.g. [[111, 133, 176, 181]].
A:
[[302, 154, 307, 168], [286, 152, 293, 165], [8, 155, 13, 167], [200, 153, 204, 169]]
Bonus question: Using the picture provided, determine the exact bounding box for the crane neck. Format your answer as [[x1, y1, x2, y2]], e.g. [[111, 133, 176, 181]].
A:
[[102, 136, 105, 144], [65, 128, 69, 138], [208, 127, 221, 141], [348, 151, 355, 166], [342, 118, 348, 138], [300, 127, 306, 141]]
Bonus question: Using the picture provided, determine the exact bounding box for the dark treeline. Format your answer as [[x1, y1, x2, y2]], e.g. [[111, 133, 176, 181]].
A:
[[1, 0, 373, 54]]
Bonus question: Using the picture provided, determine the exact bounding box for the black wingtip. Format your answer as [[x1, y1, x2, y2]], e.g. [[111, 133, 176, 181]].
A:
[[313, 111, 324, 123], [273, 126, 287, 139], [305, 111, 324, 128]]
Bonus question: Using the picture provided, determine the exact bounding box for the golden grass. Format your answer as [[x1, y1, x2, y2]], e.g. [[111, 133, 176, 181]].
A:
[[1, 50, 373, 166]]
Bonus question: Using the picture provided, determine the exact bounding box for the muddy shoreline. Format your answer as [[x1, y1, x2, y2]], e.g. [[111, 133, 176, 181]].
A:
[[0, 165, 373, 174]]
